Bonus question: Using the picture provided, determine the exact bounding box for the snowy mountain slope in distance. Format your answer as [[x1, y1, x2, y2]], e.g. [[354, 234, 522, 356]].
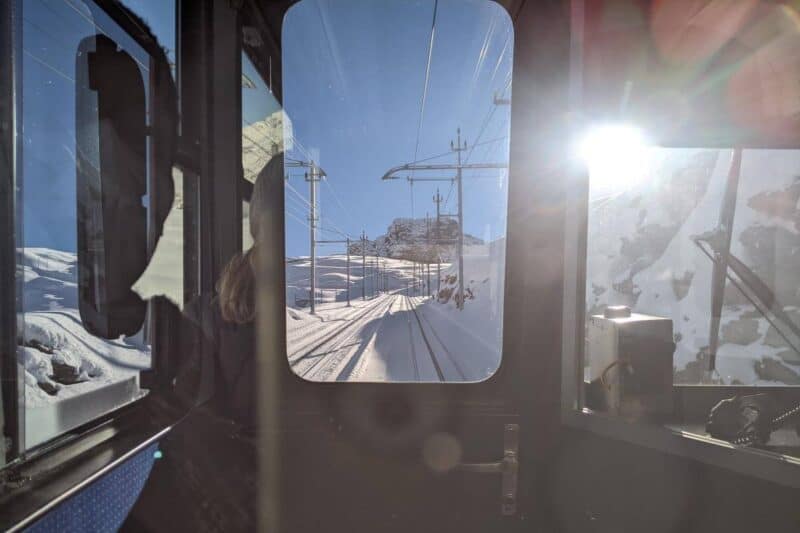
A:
[[348, 217, 483, 262]]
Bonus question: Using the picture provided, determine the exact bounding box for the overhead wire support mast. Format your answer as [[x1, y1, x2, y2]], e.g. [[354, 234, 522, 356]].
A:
[[379, 129, 508, 310], [452, 128, 467, 310], [361, 230, 367, 301], [286, 159, 328, 314]]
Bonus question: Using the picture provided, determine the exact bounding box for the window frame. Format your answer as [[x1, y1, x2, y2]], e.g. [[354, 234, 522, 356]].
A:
[[1, 0, 183, 467], [560, 0, 800, 489], [560, 150, 800, 488], [0, 0, 257, 526], [1, 0, 22, 468]]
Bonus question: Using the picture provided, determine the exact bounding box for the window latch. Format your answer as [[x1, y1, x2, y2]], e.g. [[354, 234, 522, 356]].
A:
[[455, 423, 519, 516]]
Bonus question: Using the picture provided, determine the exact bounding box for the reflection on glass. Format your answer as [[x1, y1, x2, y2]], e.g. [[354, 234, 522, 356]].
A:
[[281, 0, 512, 382], [242, 51, 288, 251], [19, 0, 176, 449]]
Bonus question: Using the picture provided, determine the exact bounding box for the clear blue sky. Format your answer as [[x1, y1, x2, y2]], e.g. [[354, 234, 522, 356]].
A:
[[281, 0, 512, 257], [21, 0, 511, 260]]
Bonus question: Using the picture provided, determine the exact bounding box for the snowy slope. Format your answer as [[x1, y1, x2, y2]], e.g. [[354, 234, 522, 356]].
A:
[[285, 253, 447, 308], [19, 248, 150, 407], [417, 238, 506, 379]]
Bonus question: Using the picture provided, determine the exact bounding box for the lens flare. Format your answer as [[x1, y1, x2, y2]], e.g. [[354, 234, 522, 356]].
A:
[[578, 124, 650, 194]]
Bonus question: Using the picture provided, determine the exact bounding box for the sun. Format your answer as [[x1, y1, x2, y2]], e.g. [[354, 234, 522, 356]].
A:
[[577, 124, 650, 195]]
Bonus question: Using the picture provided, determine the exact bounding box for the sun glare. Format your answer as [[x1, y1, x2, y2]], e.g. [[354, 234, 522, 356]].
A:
[[578, 124, 650, 194]]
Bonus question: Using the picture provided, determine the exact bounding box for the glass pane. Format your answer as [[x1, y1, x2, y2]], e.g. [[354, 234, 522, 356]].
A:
[[569, 1, 800, 461], [585, 147, 800, 386], [20, 0, 177, 449], [242, 51, 286, 252], [281, 0, 512, 382]]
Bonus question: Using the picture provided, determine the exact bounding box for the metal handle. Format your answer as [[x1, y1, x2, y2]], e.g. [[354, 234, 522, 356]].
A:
[[455, 423, 519, 516]]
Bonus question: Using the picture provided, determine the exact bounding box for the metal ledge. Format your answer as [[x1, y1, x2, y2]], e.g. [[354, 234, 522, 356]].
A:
[[562, 408, 800, 489], [25, 377, 143, 450]]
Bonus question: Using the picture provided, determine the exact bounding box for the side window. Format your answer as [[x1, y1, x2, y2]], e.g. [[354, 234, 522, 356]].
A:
[[567, 1, 800, 464], [585, 147, 800, 388], [281, 0, 512, 382], [19, 0, 177, 450]]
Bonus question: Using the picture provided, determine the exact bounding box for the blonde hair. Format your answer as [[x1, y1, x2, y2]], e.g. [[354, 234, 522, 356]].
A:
[[218, 154, 283, 323]]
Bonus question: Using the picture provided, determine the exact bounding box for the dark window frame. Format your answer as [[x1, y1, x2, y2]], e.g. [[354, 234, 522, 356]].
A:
[[0, 0, 220, 526], [1, 0, 185, 468], [1, 0, 22, 467]]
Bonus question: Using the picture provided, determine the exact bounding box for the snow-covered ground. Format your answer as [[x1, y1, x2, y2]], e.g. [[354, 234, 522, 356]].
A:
[[286, 240, 505, 382], [19, 248, 151, 408], [587, 148, 800, 385]]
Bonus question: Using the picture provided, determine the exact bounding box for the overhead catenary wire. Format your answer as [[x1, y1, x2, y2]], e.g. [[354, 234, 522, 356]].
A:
[[286, 210, 311, 230], [408, 0, 440, 219], [245, 134, 353, 242], [322, 176, 358, 234]]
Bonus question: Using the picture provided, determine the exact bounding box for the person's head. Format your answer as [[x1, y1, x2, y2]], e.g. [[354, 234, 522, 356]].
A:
[[218, 153, 284, 323]]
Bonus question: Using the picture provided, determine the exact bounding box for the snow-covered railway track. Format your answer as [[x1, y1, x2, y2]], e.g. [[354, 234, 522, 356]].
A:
[[289, 295, 391, 378], [286, 303, 365, 351], [408, 299, 468, 381], [404, 295, 445, 382], [303, 297, 396, 381], [402, 296, 420, 380]]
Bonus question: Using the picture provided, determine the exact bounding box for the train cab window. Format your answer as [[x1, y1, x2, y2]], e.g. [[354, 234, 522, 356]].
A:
[[564, 1, 800, 473], [281, 0, 512, 382], [16, 0, 178, 451]]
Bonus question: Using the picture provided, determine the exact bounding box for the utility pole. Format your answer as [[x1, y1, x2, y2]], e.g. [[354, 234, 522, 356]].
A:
[[346, 237, 351, 306], [433, 189, 442, 240], [451, 128, 467, 310], [433, 189, 443, 300], [426, 212, 430, 243], [437, 255, 441, 297], [361, 230, 367, 301], [427, 262, 431, 298], [287, 158, 329, 314], [307, 163, 320, 314], [378, 129, 507, 311]]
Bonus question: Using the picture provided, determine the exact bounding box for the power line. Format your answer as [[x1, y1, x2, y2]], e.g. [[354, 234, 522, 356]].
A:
[[464, 106, 497, 163], [284, 179, 312, 208], [286, 210, 311, 230], [409, 0, 440, 213], [322, 177, 357, 234]]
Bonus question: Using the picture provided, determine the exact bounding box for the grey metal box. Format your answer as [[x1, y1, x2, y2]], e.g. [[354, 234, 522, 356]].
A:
[[587, 311, 674, 419]]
